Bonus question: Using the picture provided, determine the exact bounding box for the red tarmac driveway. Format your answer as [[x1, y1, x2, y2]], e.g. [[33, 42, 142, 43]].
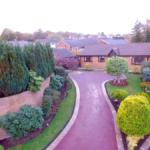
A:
[[55, 71, 117, 150]]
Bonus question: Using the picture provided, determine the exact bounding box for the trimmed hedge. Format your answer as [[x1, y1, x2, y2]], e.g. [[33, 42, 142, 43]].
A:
[[0, 42, 29, 97], [24, 43, 54, 79], [117, 95, 150, 136]]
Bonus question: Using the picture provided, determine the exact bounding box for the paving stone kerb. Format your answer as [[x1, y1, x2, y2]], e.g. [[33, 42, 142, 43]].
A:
[[0, 77, 50, 140], [46, 78, 80, 150], [102, 80, 124, 150]]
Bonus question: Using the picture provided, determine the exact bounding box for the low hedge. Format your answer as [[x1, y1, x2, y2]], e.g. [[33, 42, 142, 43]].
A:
[[111, 89, 128, 101]]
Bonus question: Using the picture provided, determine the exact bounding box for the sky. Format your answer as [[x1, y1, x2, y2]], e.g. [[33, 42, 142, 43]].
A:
[[0, 0, 150, 35]]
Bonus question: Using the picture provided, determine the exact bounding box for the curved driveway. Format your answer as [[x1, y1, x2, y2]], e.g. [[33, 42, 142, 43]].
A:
[[55, 71, 117, 150]]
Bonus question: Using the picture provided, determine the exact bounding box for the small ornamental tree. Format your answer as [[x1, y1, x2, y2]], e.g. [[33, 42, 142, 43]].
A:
[[106, 57, 128, 85]]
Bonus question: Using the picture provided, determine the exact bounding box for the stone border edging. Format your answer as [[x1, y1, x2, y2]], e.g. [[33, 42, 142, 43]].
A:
[[46, 77, 80, 150], [102, 80, 124, 150]]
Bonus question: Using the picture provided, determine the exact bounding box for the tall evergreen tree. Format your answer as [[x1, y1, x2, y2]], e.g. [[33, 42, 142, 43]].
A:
[[144, 20, 150, 42], [132, 21, 144, 42]]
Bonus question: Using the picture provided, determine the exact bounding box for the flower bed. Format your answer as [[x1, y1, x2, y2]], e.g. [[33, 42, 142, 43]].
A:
[[0, 79, 75, 150], [105, 81, 150, 150]]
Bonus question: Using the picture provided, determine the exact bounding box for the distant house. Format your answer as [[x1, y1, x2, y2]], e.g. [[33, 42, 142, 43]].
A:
[[79, 43, 150, 72], [53, 48, 74, 60], [99, 38, 129, 45], [35, 39, 59, 48], [56, 38, 98, 56]]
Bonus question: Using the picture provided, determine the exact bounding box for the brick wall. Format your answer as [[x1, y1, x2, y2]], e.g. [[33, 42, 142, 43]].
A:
[[80, 56, 146, 72]]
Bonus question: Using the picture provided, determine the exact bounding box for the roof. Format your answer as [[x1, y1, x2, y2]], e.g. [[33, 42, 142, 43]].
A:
[[53, 48, 73, 59], [64, 38, 98, 47], [79, 43, 150, 56], [100, 38, 129, 45], [80, 44, 111, 56]]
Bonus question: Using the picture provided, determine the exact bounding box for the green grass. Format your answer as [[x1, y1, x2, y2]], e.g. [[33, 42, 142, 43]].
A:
[[106, 74, 142, 97], [9, 82, 76, 150]]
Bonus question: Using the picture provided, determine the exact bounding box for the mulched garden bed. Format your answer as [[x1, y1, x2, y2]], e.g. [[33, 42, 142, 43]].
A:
[[105, 81, 150, 150], [0, 82, 70, 150]]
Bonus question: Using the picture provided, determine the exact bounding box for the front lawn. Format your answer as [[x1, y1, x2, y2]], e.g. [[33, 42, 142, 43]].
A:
[[106, 74, 142, 97], [9, 81, 76, 150]]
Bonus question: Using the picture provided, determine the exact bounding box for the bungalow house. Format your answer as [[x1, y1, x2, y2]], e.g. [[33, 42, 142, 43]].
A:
[[79, 43, 150, 72], [56, 38, 98, 56]]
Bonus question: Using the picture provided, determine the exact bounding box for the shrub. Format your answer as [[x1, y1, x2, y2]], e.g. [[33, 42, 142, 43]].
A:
[[54, 66, 68, 79], [0, 105, 44, 138], [111, 89, 128, 101], [145, 86, 150, 94], [56, 58, 79, 70], [43, 87, 52, 96], [140, 82, 150, 89], [141, 62, 150, 82], [0, 145, 4, 150], [117, 95, 150, 136], [0, 42, 29, 97], [43, 87, 60, 100], [42, 95, 52, 118], [136, 92, 150, 103], [24, 43, 54, 78], [50, 75, 65, 90], [28, 71, 44, 92]]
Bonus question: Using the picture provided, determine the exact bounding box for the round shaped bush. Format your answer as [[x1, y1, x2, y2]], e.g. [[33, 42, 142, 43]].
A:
[[117, 95, 150, 136], [136, 92, 150, 104], [111, 89, 128, 101]]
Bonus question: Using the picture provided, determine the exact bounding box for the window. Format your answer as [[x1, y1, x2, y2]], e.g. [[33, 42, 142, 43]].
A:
[[131, 56, 145, 65], [84, 56, 92, 62], [98, 56, 105, 62]]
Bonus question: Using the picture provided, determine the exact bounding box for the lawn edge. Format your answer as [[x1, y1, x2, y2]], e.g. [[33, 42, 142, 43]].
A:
[[102, 80, 125, 150], [46, 77, 80, 150]]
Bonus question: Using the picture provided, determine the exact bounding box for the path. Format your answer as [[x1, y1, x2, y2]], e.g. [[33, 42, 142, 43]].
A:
[[55, 71, 117, 150]]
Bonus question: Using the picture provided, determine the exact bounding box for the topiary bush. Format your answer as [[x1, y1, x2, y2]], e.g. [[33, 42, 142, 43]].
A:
[[50, 75, 65, 91], [0, 105, 44, 138], [111, 89, 128, 101], [28, 71, 44, 92], [24, 43, 54, 79], [42, 95, 52, 118], [0, 42, 29, 97], [117, 95, 150, 136]]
